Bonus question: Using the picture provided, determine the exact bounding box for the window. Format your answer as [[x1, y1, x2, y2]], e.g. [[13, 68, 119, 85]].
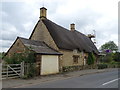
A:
[[73, 49, 78, 54], [73, 55, 79, 64]]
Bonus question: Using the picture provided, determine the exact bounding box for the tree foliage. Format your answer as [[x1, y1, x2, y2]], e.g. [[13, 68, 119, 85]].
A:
[[99, 41, 119, 63], [100, 41, 118, 52]]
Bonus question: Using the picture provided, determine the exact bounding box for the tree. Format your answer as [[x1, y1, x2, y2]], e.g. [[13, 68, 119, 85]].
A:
[[99, 41, 119, 63], [100, 41, 118, 53]]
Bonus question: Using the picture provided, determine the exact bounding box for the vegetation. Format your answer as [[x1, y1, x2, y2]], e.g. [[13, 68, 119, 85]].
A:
[[100, 41, 118, 52], [109, 61, 120, 68], [97, 63, 108, 69], [98, 41, 119, 69], [100, 53, 113, 63], [87, 52, 95, 65], [25, 63, 36, 78], [4, 50, 36, 79], [112, 52, 120, 62], [0, 52, 5, 59], [4, 53, 23, 64], [4, 50, 35, 64]]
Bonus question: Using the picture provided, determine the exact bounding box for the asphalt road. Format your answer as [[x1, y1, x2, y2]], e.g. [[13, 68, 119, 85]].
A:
[[23, 69, 119, 88]]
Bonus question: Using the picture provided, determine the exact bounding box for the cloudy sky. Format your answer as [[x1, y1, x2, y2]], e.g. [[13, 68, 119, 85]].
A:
[[0, 0, 119, 52]]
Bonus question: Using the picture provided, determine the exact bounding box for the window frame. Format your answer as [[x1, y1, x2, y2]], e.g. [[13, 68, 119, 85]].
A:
[[73, 55, 79, 64]]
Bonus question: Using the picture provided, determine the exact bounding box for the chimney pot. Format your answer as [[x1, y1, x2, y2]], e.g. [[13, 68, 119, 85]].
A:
[[70, 23, 75, 31], [40, 7, 47, 19]]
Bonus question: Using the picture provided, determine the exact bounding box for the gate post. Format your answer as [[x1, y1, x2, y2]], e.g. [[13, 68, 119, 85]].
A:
[[21, 61, 24, 77], [7, 65, 8, 79]]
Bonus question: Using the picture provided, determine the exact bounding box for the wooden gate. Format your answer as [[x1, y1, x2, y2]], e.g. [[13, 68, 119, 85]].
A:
[[2, 62, 24, 79]]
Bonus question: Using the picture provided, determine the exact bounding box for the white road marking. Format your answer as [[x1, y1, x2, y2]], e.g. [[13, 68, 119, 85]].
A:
[[102, 78, 120, 86]]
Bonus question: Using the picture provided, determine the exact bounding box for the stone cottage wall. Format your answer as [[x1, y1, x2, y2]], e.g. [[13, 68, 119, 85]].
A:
[[59, 49, 88, 67], [6, 39, 26, 57], [30, 20, 59, 51]]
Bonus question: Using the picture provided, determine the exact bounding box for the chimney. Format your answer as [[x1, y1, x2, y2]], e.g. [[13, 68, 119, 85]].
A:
[[70, 23, 75, 31], [40, 7, 47, 19]]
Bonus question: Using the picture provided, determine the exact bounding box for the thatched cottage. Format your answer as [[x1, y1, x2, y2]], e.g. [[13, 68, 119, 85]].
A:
[[5, 7, 99, 75]]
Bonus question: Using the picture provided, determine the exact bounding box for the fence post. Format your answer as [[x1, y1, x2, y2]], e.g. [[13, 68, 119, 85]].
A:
[[21, 61, 24, 77], [7, 65, 8, 79]]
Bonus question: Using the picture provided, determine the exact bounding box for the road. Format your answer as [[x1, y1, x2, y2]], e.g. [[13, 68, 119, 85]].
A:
[[22, 69, 119, 88]]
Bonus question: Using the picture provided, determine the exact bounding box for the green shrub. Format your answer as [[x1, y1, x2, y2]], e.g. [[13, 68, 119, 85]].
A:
[[109, 61, 120, 68], [4, 50, 36, 79], [100, 53, 113, 63], [21, 63, 36, 79], [87, 52, 95, 65], [4, 50, 35, 64], [27, 63, 36, 78], [21, 75, 28, 79], [112, 52, 120, 62], [97, 63, 108, 69], [4, 53, 23, 64]]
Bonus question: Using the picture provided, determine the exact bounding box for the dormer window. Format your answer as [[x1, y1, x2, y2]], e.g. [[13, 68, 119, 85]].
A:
[[73, 49, 78, 54]]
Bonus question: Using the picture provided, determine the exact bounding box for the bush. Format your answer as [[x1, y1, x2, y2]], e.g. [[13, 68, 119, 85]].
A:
[[97, 63, 108, 69], [4, 53, 23, 64], [4, 51, 35, 64], [26, 63, 36, 78], [113, 52, 120, 62], [87, 52, 95, 65], [21, 63, 36, 79], [24, 51, 35, 63], [108, 61, 120, 68], [4, 50, 36, 79], [21, 75, 28, 79]]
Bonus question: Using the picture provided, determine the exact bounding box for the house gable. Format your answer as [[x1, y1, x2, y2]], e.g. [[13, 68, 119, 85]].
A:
[[5, 37, 26, 57], [29, 20, 59, 51]]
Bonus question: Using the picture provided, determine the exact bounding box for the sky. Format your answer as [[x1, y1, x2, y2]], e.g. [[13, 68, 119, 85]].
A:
[[0, 0, 119, 52]]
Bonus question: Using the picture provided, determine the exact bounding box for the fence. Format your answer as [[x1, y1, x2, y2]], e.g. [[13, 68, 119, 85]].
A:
[[2, 62, 37, 79], [2, 62, 24, 79]]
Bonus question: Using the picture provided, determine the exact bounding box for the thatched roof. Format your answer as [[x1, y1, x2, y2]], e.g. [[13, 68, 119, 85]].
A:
[[42, 19, 99, 54]]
